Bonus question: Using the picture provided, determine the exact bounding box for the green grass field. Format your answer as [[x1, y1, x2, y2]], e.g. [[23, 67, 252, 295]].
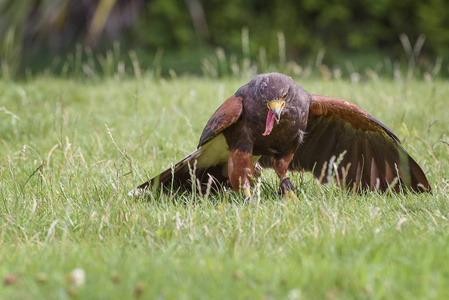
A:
[[1, 75, 448, 299]]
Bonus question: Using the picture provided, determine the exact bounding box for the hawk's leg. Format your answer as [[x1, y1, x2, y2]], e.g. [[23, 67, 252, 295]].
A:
[[228, 149, 254, 198], [272, 153, 299, 201]]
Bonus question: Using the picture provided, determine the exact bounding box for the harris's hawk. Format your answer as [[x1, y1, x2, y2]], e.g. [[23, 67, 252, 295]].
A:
[[130, 73, 431, 198]]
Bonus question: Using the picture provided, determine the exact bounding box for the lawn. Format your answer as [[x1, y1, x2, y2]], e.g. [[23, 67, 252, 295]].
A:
[[1, 75, 448, 299]]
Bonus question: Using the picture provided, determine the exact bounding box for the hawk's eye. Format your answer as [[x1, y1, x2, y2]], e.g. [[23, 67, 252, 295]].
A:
[[280, 93, 288, 100]]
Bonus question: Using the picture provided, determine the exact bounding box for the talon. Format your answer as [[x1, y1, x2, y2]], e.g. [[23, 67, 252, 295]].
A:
[[285, 190, 300, 202], [278, 177, 300, 202], [278, 177, 295, 194], [243, 187, 251, 198]]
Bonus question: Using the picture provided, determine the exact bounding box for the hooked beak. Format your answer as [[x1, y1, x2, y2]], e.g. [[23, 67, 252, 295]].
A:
[[267, 100, 286, 122]]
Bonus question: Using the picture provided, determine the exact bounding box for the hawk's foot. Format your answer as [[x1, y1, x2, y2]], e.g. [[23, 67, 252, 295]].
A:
[[278, 177, 300, 202]]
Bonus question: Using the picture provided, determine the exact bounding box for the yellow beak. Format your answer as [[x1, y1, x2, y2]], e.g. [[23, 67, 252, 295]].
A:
[[267, 100, 286, 121]]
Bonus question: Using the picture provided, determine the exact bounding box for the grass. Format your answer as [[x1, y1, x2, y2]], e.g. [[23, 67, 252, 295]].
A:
[[1, 75, 449, 299]]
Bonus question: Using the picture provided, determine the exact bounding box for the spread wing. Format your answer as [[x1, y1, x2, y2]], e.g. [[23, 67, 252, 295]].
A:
[[288, 95, 430, 193], [129, 95, 243, 196], [198, 95, 243, 147]]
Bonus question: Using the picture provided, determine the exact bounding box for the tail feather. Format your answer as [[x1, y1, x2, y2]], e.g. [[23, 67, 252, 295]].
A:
[[407, 155, 431, 193]]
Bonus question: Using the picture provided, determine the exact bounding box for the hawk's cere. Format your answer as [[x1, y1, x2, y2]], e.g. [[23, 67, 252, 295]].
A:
[[130, 73, 430, 198]]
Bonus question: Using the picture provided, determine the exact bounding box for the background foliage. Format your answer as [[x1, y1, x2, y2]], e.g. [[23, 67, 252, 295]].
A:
[[1, 0, 449, 77]]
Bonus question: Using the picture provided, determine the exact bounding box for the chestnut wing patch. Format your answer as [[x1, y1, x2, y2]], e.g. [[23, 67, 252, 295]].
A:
[[307, 95, 400, 142], [290, 95, 431, 193], [198, 95, 243, 147]]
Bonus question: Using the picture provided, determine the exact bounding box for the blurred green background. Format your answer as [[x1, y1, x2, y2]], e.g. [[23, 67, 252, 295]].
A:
[[1, 0, 448, 78]]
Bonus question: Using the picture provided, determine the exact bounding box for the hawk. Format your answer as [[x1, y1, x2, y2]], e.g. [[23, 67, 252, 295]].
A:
[[130, 73, 430, 198]]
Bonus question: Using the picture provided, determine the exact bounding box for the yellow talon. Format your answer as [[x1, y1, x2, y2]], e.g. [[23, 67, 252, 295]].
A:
[[243, 187, 251, 198], [285, 190, 300, 202]]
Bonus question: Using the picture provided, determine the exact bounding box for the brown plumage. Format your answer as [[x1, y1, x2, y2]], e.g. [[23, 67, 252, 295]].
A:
[[129, 73, 431, 197]]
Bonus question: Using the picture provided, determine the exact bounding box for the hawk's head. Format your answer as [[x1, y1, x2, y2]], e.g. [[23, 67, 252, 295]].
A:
[[252, 73, 295, 136]]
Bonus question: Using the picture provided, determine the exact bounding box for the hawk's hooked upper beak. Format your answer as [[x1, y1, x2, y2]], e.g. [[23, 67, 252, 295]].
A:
[[267, 100, 286, 122]]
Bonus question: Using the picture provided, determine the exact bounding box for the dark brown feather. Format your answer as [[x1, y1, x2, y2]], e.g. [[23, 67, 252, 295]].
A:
[[198, 95, 243, 146], [283, 95, 430, 193], [130, 135, 232, 195]]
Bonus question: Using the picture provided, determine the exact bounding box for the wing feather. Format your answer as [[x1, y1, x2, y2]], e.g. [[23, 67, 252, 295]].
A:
[[130, 94, 244, 196], [275, 94, 430, 193], [129, 134, 231, 196], [198, 95, 243, 146]]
